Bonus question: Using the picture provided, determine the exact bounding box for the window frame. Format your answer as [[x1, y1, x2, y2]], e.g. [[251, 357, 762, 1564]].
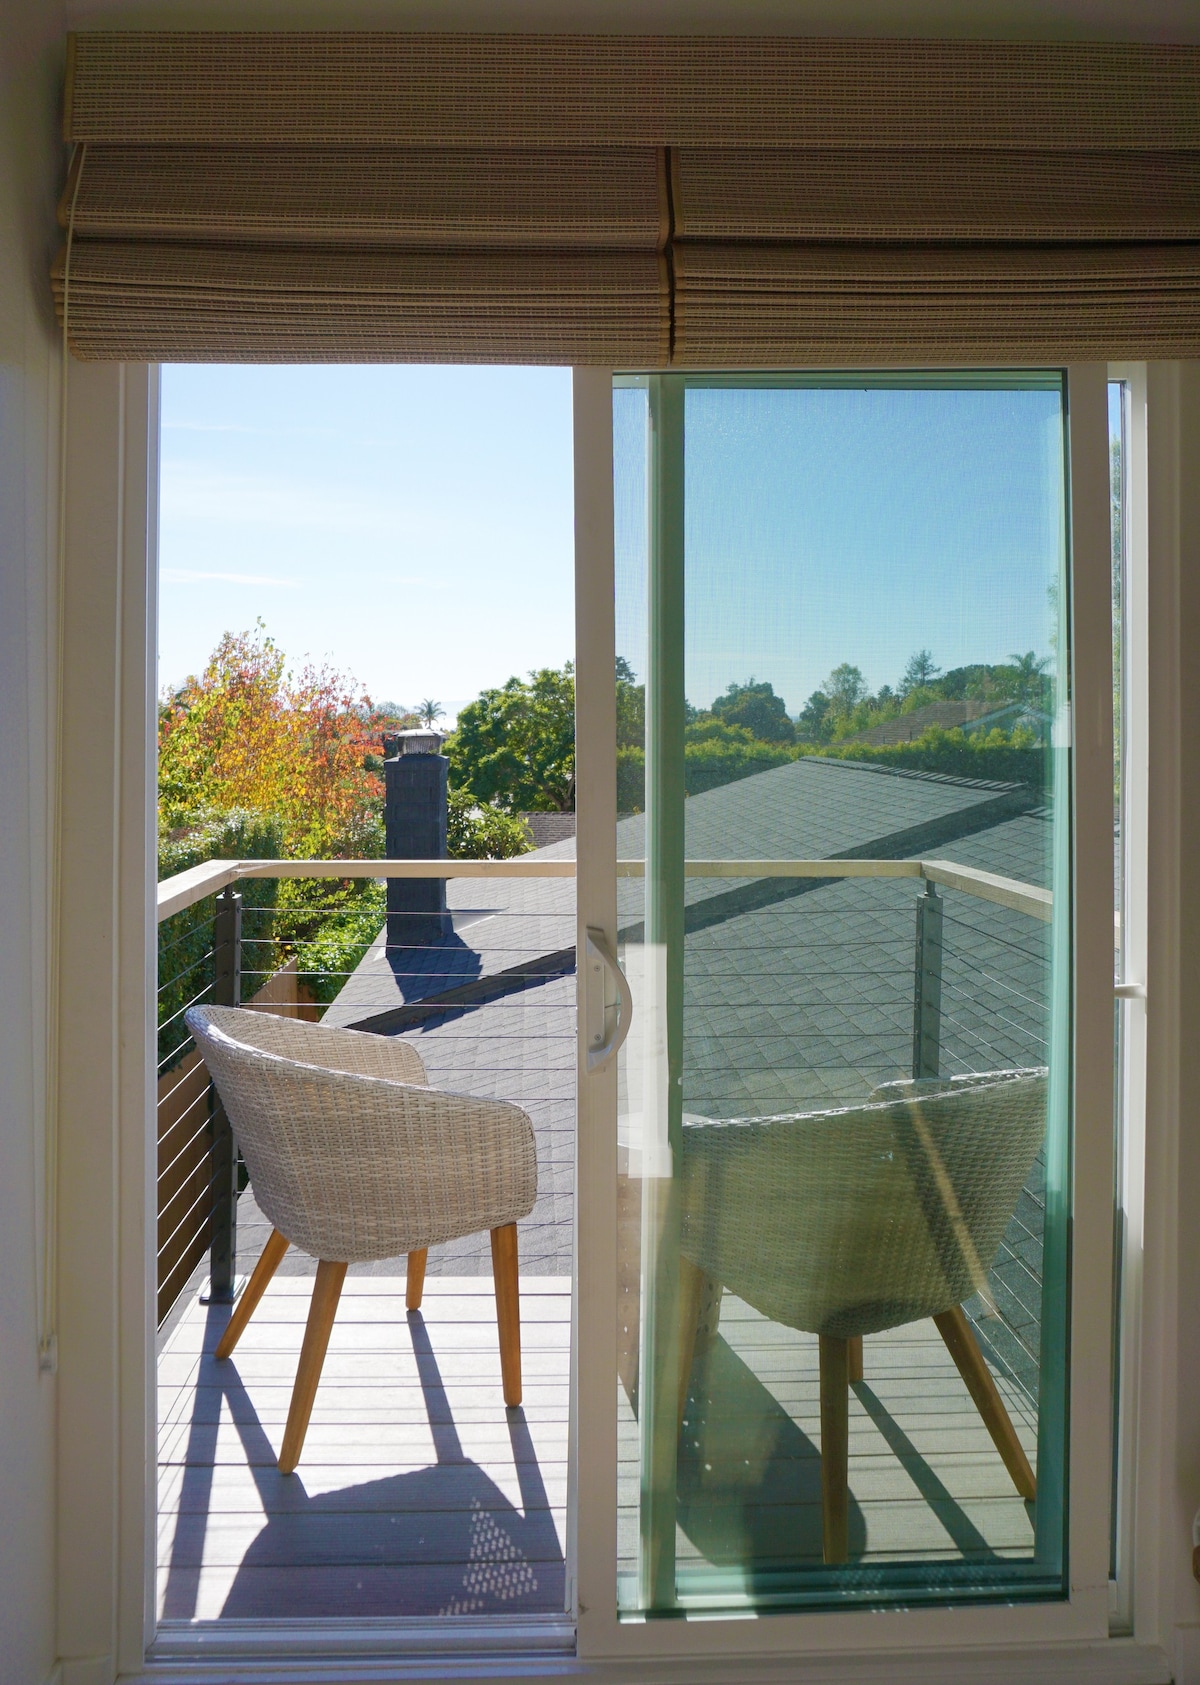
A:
[[573, 362, 1121, 1666]]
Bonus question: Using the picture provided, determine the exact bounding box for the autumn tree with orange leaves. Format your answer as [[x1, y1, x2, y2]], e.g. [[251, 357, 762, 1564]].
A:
[[158, 624, 394, 858]]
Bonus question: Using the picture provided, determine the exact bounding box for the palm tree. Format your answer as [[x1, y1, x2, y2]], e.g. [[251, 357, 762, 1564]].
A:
[[1008, 651, 1050, 700], [417, 698, 444, 728]]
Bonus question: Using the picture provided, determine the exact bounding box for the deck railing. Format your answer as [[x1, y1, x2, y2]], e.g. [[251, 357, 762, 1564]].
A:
[[155, 855, 1050, 1325]]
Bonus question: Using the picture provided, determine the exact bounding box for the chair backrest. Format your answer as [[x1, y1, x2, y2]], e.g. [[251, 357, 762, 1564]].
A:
[[193, 1006, 427, 1086], [185, 1005, 535, 1261], [679, 1070, 1047, 1339]]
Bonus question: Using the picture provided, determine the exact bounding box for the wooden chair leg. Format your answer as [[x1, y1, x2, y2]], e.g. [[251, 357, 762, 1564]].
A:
[[490, 1223, 522, 1407], [677, 1257, 722, 1429], [215, 1227, 288, 1361], [819, 1334, 850, 1565], [406, 1247, 427, 1311], [278, 1260, 347, 1474], [677, 1255, 706, 1430], [847, 1335, 864, 1384], [934, 1305, 1037, 1502]]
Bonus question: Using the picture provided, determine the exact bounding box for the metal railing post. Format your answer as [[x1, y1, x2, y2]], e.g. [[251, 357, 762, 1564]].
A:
[[912, 881, 944, 1080], [207, 886, 242, 1302]]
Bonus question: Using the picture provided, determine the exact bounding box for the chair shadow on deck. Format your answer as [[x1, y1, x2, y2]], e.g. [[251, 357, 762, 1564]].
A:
[[676, 1337, 1005, 1567], [160, 1301, 565, 1622], [676, 1334, 866, 1568]]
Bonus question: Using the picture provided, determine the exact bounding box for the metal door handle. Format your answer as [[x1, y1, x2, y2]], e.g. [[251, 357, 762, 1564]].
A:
[[584, 927, 633, 1073]]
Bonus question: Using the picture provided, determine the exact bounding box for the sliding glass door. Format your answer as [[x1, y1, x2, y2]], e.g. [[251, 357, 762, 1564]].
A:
[[609, 373, 1073, 1614]]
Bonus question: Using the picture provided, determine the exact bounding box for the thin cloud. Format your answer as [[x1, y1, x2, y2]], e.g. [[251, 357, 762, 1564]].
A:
[[161, 568, 300, 588]]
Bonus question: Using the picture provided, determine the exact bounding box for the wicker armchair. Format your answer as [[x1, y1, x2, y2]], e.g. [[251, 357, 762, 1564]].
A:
[[186, 1005, 538, 1472], [677, 1068, 1047, 1563]]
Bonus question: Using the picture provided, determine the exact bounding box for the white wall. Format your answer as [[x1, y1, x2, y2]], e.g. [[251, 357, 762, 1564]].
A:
[[0, 4, 67, 1684]]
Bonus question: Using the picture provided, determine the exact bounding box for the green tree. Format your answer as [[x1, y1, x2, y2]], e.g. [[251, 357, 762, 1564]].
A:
[[417, 698, 444, 727], [1008, 649, 1051, 701], [900, 648, 941, 696], [821, 663, 868, 721], [796, 689, 833, 743], [615, 656, 645, 749], [710, 678, 795, 744], [444, 664, 575, 812], [446, 789, 531, 858]]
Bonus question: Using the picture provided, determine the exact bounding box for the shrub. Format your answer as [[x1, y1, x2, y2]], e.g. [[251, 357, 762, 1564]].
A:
[[447, 789, 532, 859], [292, 884, 387, 1005], [157, 808, 284, 1071], [807, 725, 1046, 786]]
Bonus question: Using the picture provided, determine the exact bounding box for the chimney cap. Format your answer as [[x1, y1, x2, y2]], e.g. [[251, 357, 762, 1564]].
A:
[[384, 727, 445, 757]]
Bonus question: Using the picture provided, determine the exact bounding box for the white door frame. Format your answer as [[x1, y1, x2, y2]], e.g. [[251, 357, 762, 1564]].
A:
[[50, 358, 1200, 1685]]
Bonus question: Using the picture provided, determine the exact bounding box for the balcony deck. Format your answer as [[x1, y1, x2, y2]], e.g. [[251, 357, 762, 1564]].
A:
[[156, 1268, 1038, 1623], [157, 1273, 570, 1621]]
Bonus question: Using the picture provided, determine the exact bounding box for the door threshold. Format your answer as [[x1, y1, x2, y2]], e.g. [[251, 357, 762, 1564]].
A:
[[150, 1613, 576, 1662]]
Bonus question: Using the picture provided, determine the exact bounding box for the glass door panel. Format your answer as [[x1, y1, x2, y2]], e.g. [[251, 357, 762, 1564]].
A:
[[613, 373, 1072, 1614]]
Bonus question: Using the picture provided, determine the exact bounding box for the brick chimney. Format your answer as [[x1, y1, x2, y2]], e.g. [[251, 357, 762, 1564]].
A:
[[383, 730, 450, 948]]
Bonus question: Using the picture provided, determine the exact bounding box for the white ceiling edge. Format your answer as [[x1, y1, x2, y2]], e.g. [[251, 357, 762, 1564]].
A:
[[60, 0, 1200, 43]]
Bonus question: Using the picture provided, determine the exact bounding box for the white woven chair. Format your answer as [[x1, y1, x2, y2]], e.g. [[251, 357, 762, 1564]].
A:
[[186, 1004, 538, 1473], [676, 1068, 1047, 1563]]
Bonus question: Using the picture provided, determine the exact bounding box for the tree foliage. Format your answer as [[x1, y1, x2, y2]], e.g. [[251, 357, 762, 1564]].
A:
[[158, 623, 389, 857], [445, 664, 576, 813], [900, 648, 942, 695], [446, 789, 531, 859], [710, 678, 795, 744]]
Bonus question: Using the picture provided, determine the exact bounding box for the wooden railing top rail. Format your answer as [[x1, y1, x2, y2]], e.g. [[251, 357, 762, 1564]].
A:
[[158, 856, 1051, 924]]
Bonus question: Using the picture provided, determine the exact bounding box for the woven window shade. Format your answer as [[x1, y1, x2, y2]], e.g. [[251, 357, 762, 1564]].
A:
[[61, 146, 669, 248], [673, 244, 1200, 366], [672, 150, 1200, 244], [56, 32, 1200, 364], [51, 244, 670, 364]]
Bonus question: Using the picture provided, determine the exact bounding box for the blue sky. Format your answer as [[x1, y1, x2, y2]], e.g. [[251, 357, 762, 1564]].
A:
[[617, 381, 1066, 715], [161, 366, 1069, 726], [158, 365, 575, 720]]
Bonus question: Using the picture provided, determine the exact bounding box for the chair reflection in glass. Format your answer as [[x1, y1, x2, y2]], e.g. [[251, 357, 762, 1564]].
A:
[[677, 1069, 1045, 1563]]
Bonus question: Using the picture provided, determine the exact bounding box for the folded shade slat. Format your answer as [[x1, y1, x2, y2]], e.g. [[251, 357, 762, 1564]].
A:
[[673, 243, 1200, 363], [60, 145, 669, 248], [674, 149, 1200, 244], [64, 32, 1200, 149], [52, 241, 671, 364]]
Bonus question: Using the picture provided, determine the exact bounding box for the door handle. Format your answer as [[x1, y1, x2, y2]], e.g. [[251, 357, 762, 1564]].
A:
[[584, 926, 633, 1073]]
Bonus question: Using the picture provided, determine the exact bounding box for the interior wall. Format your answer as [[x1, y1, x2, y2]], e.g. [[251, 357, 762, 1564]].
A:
[[0, 4, 67, 1685]]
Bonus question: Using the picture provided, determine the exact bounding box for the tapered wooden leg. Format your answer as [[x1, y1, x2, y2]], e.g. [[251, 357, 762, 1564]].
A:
[[490, 1223, 522, 1407], [278, 1260, 347, 1474], [847, 1335, 864, 1384], [406, 1247, 428, 1311], [819, 1335, 850, 1565], [934, 1305, 1037, 1502], [215, 1228, 289, 1361]]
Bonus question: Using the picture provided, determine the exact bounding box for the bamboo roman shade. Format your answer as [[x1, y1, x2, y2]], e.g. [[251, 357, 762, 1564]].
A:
[[55, 32, 1200, 364]]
